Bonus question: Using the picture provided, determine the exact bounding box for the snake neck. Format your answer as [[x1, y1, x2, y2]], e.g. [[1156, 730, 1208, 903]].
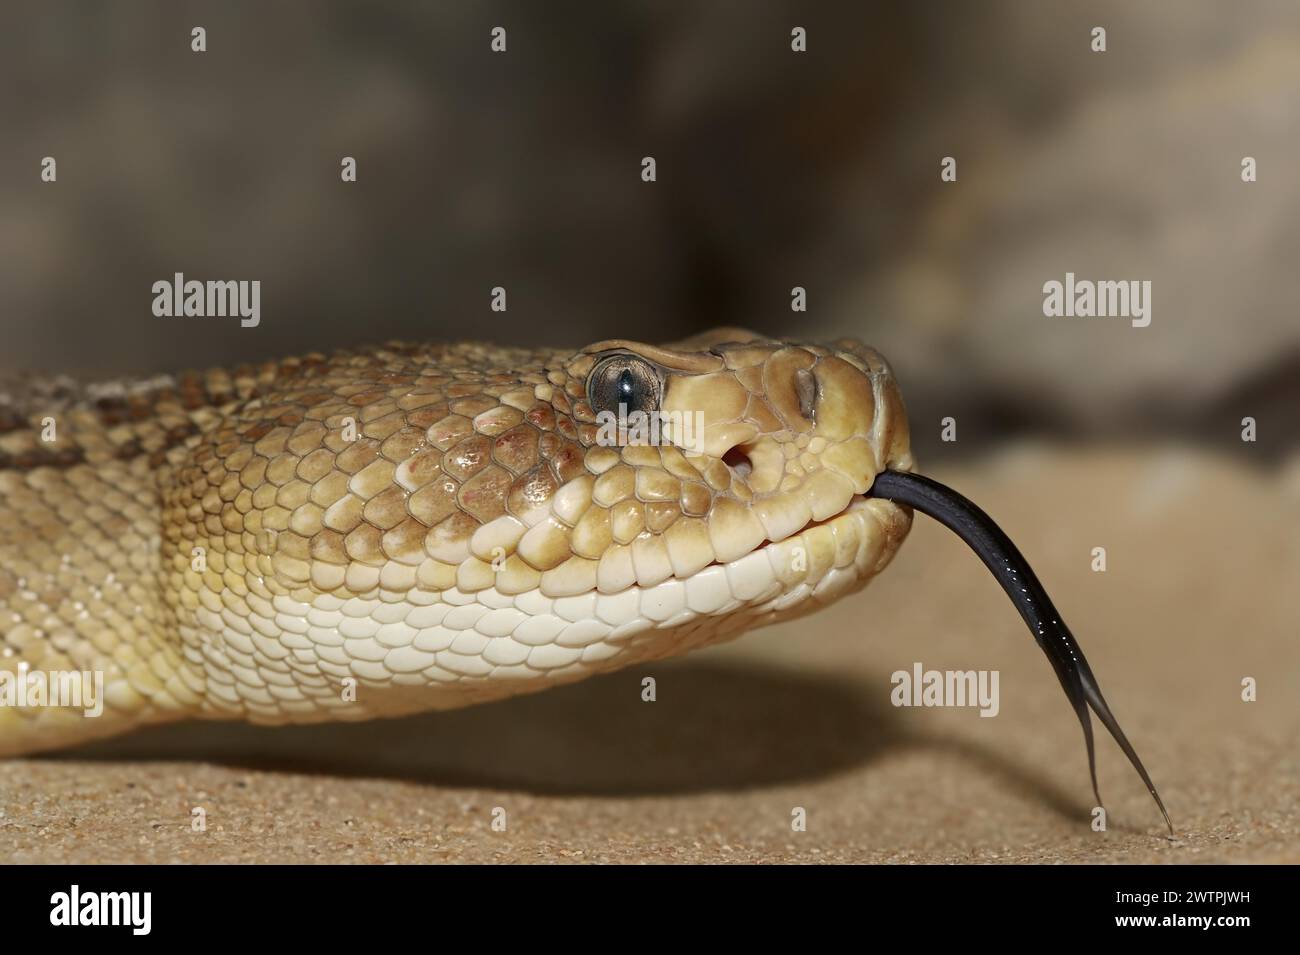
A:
[[0, 361, 290, 754], [0, 453, 192, 755]]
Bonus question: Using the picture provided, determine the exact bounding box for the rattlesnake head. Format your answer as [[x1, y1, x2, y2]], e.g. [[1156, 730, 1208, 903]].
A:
[[160, 328, 915, 723]]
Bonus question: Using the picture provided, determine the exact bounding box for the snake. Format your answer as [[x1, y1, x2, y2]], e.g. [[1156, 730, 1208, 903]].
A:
[[0, 328, 1170, 830]]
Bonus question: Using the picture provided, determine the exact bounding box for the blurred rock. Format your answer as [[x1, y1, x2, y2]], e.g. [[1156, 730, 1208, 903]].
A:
[[0, 0, 1295, 459]]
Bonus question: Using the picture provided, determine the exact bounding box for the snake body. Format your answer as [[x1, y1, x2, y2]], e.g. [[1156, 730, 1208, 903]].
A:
[[0, 329, 914, 756]]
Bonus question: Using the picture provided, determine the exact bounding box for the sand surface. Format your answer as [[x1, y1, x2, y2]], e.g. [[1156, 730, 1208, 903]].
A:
[[2, 445, 1296, 863]]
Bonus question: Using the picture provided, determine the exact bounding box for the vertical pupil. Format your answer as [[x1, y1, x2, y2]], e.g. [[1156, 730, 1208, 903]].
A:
[[617, 369, 636, 404]]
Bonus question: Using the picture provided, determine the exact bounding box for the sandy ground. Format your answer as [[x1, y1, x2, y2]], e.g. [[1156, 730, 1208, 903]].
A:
[[1, 444, 1296, 864]]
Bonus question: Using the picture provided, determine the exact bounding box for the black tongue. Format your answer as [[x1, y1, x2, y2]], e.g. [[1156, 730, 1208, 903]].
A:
[[868, 469, 1172, 835]]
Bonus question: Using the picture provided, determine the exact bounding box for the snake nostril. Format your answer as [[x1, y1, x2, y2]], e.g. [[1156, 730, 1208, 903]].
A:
[[723, 446, 753, 479]]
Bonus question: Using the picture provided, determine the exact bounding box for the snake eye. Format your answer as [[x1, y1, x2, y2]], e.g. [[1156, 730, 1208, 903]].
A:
[[586, 354, 661, 417]]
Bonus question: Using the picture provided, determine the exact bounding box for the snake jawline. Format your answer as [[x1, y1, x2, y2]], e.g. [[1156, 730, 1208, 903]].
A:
[[868, 469, 1173, 834]]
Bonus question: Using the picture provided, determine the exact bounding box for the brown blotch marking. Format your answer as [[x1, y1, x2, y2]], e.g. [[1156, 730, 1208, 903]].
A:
[[548, 441, 588, 483], [492, 424, 541, 475], [442, 434, 492, 482]]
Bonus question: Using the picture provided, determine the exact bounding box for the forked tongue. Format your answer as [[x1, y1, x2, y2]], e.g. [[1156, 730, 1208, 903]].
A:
[[868, 469, 1172, 834]]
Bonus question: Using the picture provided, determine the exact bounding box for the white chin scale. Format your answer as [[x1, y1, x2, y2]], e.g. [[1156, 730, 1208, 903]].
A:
[[184, 497, 907, 724]]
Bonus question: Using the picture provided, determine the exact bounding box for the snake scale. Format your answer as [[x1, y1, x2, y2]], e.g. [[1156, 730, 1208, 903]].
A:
[[0, 328, 1169, 829]]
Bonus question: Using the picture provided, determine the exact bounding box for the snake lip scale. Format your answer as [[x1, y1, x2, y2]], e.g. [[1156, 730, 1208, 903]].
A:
[[0, 328, 1169, 833]]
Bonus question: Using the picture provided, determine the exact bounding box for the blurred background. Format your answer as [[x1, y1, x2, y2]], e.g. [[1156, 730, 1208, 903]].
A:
[[2, 0, 1297, 464], [1, 1, 1297, 864]]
